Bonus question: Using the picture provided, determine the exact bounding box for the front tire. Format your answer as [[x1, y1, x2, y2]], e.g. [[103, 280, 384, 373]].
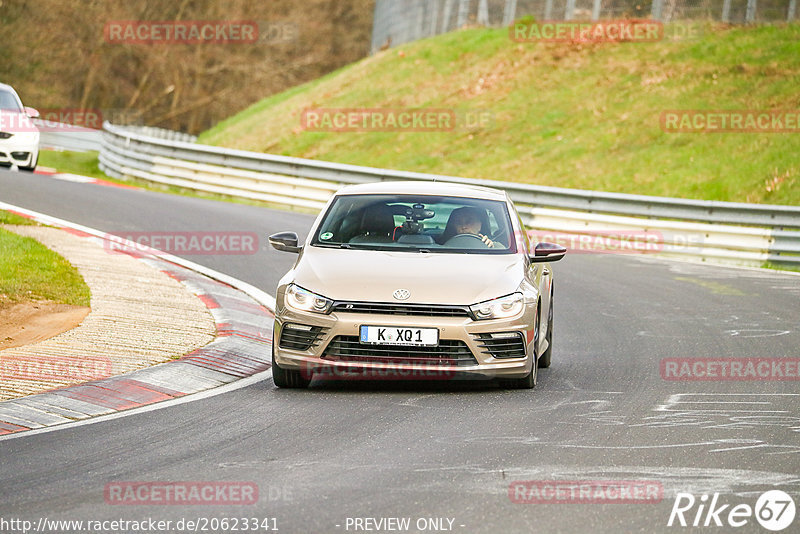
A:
[[498, 321, 538, 390], [19, 153, 38, 172], [272, 344, 310, 388]]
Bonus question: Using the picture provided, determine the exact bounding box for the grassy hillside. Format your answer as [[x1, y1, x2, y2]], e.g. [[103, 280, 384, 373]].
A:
[[200, 23, 800, 205]]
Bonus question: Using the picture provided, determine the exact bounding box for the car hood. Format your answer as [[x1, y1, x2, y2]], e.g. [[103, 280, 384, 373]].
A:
[[292, 247, 526, 305]]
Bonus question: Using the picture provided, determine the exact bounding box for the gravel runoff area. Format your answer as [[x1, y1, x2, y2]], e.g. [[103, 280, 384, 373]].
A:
[[0, 225, 216, 401]]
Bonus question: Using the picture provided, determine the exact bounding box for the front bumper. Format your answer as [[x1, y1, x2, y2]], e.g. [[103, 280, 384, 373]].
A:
[[273, 304, 537, 381], [0, 135, 39, 167]]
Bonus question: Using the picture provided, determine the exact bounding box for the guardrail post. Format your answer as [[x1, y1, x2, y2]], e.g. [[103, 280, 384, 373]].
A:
[[565, 0, 576, 20], [745, 0, 757, 22], [502, 0, 518, 26], [651, 0, 664, 21], [789, 0, 797, 21]]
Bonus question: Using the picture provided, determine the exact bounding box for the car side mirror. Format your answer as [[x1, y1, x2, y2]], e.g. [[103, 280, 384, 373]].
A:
[[269, 231, 302, 253], [25, 107, 40, 119], [529, 242, 566, 263]]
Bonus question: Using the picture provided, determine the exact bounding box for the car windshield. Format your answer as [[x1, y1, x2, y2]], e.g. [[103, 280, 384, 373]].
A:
[[0, 90, 22, 112], [311, 194, 516, 254]]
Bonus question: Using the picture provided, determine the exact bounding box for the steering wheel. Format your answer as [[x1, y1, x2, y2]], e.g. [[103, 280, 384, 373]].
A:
[[489, 229, 508, 246], [444, 233, 490, 247]]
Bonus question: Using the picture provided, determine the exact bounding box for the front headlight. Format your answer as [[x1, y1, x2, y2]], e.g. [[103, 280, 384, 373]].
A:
[[285, 283, 332, 314], [470, 292, 524, 320]]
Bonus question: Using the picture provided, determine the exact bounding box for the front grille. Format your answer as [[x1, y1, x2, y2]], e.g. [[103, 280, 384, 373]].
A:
[[331, 301, 471, 318], [322, 336, 477, 367], [474, 332, 527, 359], [279, 323, 327, 351]]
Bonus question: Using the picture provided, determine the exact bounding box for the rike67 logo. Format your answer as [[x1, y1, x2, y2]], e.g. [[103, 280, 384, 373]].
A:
[[668, 490, 796, 531]]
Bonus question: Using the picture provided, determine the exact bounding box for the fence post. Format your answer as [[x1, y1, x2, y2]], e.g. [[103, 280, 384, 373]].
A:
[[394, 0, 410, 46], [721, 0, 732, 22], [789, 0, 797, 21], [370, 0, 386, 53], [429, 0, 441, 36], [478, 0, 489, 25], [565, 0, 576, 20], [502, 0, 518, 26], [544, 0, 554, 19], [592, 0, 602, 20], [745, 0, 757, 22], [442, 0, 455, 32], [414, 0, 425, 40], [457, 0, 471, 27], [651, 0, 664, 20]]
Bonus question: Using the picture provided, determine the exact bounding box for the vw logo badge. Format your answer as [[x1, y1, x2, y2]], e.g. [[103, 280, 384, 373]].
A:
[[393, 289, 411, 301]]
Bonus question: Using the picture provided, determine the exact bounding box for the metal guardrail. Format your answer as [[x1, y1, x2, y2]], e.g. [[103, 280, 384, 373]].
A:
[[99, 121, 800, 267], [36, 121, 103, 152], [35, 123, 193, 153], [117, 125, 197, 144]]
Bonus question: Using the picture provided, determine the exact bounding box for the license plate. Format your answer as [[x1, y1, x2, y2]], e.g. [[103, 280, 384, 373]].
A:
[[359, 326, 439, 346]]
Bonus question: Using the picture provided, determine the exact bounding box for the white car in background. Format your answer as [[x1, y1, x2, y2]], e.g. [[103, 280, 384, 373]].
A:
[[0, 82, 40, 171]]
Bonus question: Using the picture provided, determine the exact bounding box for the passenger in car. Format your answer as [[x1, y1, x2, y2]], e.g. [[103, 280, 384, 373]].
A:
[[348, 204, 398, 243]]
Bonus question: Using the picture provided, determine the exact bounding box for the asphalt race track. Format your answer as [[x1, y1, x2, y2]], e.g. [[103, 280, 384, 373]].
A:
[[1, 169, 799, 533]]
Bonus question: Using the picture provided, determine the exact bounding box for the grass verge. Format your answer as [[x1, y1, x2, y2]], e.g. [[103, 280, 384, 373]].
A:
[[0, 213, 91, 308], [37, 149, 107, 181]]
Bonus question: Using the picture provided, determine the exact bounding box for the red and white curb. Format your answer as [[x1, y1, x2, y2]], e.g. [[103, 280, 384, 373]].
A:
[[31, 166, 139, 189], [0, 202, 276, 438]]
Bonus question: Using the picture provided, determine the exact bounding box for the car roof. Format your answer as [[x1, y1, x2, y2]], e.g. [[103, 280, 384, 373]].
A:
[[0, 83, 19, 94], [334, 180, 508, 201]]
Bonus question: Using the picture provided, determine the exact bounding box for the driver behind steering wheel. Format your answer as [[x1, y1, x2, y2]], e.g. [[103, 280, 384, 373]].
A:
[[442, 207, 495, 248]]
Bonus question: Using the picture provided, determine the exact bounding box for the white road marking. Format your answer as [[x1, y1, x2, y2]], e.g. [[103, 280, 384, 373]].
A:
[[48, 173, 96, 183]]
